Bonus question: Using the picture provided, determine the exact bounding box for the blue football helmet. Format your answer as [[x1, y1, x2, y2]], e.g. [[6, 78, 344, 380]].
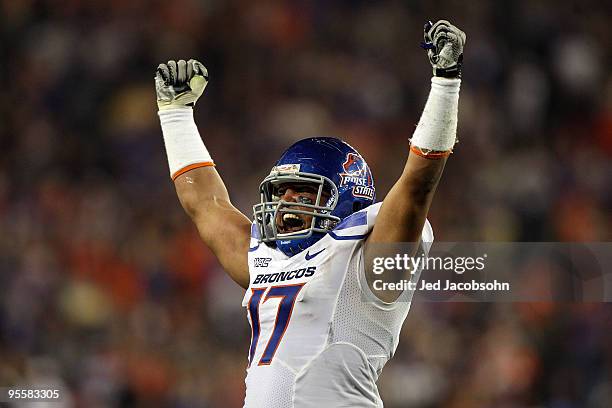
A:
[[253, 137, 376, 256]]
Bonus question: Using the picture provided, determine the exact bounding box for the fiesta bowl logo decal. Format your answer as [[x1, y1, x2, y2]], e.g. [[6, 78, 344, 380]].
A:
[[339, 153, 374, 199]]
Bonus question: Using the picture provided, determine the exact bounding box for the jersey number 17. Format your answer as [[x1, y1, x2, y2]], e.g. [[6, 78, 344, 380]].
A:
[[247, 283, 305, 366]]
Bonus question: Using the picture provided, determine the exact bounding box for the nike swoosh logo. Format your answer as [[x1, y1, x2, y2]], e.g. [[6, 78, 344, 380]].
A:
[[305, 248, 326, 260]]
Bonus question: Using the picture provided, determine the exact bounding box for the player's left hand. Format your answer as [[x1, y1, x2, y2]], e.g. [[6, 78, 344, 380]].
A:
[[421, 20, 466, 78], [155, 59, 208, 110]]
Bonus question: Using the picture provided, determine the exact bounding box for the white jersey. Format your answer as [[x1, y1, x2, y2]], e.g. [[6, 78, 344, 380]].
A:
[[243, 203, 434, 407]]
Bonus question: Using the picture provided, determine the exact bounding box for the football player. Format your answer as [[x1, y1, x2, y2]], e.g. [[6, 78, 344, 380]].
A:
[[155, 20, 465, 408]]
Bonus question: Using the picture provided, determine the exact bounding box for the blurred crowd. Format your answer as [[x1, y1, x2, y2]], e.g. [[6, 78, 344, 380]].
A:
[[1, 0, 611, 407]]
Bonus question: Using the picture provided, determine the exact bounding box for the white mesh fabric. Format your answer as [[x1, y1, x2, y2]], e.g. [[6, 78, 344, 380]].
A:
[[293, 343, 383, 408], [244, 362, 296, 408], [329, 244, 413, 378]]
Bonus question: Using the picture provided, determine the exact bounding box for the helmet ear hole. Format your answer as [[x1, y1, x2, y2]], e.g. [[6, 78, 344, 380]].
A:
[[353, 202, 363, 213]]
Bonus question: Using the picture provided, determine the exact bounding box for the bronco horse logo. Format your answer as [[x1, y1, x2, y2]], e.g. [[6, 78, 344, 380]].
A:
[[339, 153, 374, 200], [342, 153, 365, 176]]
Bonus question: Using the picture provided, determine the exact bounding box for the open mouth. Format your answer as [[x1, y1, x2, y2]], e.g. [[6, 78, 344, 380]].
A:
[[277, 213, 307, 234]]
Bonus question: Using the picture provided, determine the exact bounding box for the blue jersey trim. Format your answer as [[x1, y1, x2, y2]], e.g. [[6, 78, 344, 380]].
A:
[[328, 230, 368, 241], [251, 223, 260, 240], [334, 211, 367, 230], [248, 244, 260, 252]]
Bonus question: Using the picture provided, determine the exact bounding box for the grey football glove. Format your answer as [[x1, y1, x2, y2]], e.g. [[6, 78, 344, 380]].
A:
[[155, 59, 208, 110], [421, 20, 466, 78]]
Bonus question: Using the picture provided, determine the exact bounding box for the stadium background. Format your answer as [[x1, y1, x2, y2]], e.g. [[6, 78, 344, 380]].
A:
[[1, 0, 610, 406]]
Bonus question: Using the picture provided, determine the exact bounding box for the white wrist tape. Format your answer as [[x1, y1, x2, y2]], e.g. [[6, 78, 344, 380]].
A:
[[410, 77, 461, 152], [158, 109, 214, 180]]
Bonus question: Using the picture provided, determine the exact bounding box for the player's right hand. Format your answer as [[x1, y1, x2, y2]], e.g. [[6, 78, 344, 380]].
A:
[[155, 59, 208, 110]]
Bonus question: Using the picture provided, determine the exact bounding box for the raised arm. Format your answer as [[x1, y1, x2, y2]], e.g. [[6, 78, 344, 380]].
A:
[[366, 20, 466, 298], [156, 59, 251, 289]]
